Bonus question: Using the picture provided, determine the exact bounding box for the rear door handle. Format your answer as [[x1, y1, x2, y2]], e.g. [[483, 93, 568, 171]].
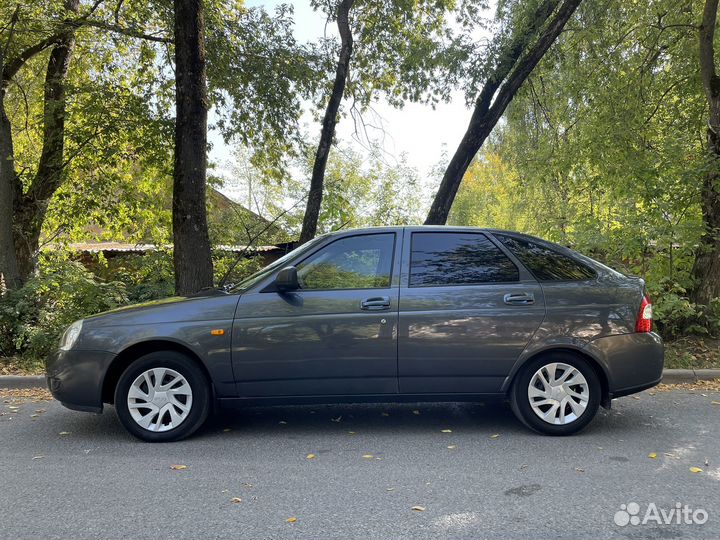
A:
[[360, 296, 391, 311], [504, 292, 535, 305]]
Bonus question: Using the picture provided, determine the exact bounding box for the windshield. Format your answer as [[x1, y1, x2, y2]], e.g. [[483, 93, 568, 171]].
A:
[[229, 235, 328, 291]]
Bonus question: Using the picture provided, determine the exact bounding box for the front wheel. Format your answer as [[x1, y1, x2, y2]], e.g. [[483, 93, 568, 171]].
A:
[[114, 351, 211, 442], [510, 353, 601, 436]]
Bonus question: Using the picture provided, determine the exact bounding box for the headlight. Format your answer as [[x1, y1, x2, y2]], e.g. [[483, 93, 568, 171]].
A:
[[59, 320, 83, 351]]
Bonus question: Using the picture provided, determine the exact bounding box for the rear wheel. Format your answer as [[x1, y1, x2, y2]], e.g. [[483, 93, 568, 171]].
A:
[[510, 352, 601, 436], [114, 351, 211, 442]]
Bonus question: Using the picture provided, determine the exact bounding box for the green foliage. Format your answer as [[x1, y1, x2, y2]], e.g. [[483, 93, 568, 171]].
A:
[[0, 255, 128, 361], [650, 280, 720, 339]]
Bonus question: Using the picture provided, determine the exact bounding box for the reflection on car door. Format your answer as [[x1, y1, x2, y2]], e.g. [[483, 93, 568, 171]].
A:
[[398, 231, 546, 394], [232, 232, 400, 397]]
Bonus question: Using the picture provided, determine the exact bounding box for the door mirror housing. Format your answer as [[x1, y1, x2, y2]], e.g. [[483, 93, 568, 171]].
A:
[[275, 266, 299, 292]]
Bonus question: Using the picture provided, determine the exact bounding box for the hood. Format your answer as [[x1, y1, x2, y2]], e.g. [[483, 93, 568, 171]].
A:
[[83, 291, 240, 327]]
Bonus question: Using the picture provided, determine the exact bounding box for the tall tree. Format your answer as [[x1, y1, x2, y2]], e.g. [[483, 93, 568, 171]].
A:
[[13, 0, 81, 280], [172, 0, 213, 294], [693, 0, 720, 305], [299, 0, 354, 245], [0, 8, 22, 289], [299, 0, 458, 243], [425, 0, 583, 225]]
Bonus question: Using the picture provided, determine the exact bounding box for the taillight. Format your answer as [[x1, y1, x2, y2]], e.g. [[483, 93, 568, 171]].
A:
[[635, 295, 653, 333]]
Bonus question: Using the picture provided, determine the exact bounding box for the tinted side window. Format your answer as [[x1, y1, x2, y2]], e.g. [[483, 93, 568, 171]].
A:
[[495, 234, 596, 281], [410, 232, 519, 286], [296, 233, 394, 290]]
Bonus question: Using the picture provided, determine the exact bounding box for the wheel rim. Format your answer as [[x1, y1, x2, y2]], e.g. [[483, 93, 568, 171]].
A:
[[127, 367, 193, 432], [528, 362, 589, 425]]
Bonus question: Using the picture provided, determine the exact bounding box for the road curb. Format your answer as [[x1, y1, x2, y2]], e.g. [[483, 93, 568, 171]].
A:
[[1, 370, 719, 390], [0, 375, 45, 389], [661, 369, 720, 384]]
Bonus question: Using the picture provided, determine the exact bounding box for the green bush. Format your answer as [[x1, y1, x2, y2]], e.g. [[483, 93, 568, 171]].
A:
[[650, 279, 720, 339], [0, 256, 128, 362]]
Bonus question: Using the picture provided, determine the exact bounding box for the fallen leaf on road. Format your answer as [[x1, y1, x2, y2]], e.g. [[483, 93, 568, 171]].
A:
[[648, 453, 657, 459], [386, 487, 395, 491], [306, 454, 316, 459], [286, 517, 297, 523], [690, 467, 703, 473], [362, 454, 374, 459], [170, 464, 188, 470], [520, 464, 528, 470], [411, 506, 426, 512], [489, 433, 500, 439], [632, 396, 640, 400], [712, 401, 720, 405], [575, 467, 585, 473], [348, 431, 356, 435], [440, 429, 452, 433], [705, 458, 710, 466], [447, 445, 457, 450], [32, 455, 44, 460], [58, 431, 70, 436], [231, 497, 242, 503]]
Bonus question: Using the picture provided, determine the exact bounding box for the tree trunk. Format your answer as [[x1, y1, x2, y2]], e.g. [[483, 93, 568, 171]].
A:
[[0, 46, 22, 290], [172, 0, 213, 295], [425, 0, 582, 225], [299, 0, 355, 244], [692, 0, 720, 305], [12, 0, 80, 281]]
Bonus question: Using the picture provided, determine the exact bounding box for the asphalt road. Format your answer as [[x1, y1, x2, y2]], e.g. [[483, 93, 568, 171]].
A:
[[1, 389, 719, 540]]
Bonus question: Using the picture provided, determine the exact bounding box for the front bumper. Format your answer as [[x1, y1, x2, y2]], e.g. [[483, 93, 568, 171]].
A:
[[584, 331, 664, 398], [45, 349, 117, 414]]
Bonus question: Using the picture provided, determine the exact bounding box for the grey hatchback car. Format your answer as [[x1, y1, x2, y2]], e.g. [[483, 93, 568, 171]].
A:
[[46, 227, 663, 441]]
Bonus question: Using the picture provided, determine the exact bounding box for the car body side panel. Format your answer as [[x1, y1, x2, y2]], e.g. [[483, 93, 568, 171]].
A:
[[501, 277, 654, 394], [397, 228, 547, 394], [231, 231, 403, 397], [73, 318, 235, 397], [398, 281, 546, 393]]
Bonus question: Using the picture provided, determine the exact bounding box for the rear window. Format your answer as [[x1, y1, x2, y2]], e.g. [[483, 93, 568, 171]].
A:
[[410, 232, 519, 286], [494, 234, 596, 281]]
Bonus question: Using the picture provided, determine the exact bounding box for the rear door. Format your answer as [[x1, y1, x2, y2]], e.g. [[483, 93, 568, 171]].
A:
[[398, 230, 545, 394], [232, 231, 401, 397]]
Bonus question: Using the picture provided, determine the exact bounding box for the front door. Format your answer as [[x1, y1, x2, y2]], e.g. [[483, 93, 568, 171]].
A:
[[232, 232, 400, 397], [398, 230, 546, 394]]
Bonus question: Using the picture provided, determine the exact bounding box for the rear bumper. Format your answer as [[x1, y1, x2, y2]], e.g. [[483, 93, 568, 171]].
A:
[[45, 349, 117, 414], [584, 332, 664, 398]]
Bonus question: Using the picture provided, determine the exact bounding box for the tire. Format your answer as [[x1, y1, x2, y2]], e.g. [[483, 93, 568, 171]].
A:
[[510, 352, 601, 436], [114, 351, 211, 442]]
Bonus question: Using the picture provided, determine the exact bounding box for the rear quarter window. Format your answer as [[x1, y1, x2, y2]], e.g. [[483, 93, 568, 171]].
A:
[[494, 234, 597, 281]]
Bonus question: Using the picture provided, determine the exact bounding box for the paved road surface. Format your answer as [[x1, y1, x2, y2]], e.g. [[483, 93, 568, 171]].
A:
[[1, 389, 719, 540]]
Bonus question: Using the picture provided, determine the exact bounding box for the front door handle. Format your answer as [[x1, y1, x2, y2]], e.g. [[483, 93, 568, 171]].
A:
[[504, 292, 535, 305], [360, 296, 391, 311]]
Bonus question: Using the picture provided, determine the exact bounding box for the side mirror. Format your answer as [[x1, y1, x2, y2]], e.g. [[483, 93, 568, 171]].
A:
[[275, 266, 299, 292]]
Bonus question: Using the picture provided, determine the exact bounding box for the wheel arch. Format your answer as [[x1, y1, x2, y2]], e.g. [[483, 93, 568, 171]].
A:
[[503, 346, 611, 408], [101, 340, 213, 404]]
